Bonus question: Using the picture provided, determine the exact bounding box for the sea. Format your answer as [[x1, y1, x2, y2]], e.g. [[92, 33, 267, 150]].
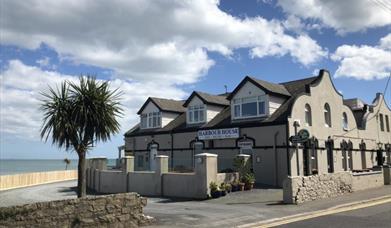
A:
[[0, 159, 117, 176]]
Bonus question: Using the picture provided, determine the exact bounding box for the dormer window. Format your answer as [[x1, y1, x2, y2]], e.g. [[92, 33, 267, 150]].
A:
[[140, 112, 161, 129], [233, 95, 267, 119], [188, 105, 205, 124]]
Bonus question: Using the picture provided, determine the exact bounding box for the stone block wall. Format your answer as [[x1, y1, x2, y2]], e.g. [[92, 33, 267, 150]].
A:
[[283, 172, 353, 204], [0, 193, 151, 228]]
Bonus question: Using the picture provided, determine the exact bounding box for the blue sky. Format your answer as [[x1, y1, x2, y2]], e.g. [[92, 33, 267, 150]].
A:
[[1, 0, 390, 159]]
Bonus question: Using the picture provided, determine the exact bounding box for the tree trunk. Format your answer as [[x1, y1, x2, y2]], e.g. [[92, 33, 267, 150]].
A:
[[77, 152, 87, 198]]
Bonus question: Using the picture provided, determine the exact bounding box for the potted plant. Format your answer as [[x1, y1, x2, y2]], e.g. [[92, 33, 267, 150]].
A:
[[225, 183, 232, 193], [242, 173, 255, 190], [220, 183, 227, 196], [238, 181, 245, 191], [209, 182, 221, 198], [231, 181, 239, 192]]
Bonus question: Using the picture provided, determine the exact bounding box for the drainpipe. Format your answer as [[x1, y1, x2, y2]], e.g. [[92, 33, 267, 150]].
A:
[[274, 131, 280, 186], [285, 123, 291, 176], [170, 131, 174, 169]]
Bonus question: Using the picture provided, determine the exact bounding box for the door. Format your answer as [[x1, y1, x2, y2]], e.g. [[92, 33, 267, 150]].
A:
[[239, 140, 254, 173], [326, 140, 334, 173], [149, 144, 158, 171]]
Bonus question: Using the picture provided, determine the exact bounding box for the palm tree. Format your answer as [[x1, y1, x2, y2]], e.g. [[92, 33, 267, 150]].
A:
[[63, 158, 71, 170], [41, 76, 122, 198]]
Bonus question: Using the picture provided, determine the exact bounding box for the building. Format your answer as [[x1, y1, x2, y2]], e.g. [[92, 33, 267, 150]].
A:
[[124, 69, 391, 187]]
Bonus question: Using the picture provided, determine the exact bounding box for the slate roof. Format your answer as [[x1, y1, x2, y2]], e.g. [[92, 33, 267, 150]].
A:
[[227, 76, 291, 100], [183, 91, 230, 107], [137, 97, 185, 115], [126, 74, 321, 137]]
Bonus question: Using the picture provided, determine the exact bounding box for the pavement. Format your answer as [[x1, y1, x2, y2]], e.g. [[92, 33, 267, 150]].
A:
[[0, 181, 390, 227]]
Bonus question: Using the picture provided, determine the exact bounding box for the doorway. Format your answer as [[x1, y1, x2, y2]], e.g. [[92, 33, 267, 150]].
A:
[[326, 139, 334, 173], [149, 144, 158, 171]]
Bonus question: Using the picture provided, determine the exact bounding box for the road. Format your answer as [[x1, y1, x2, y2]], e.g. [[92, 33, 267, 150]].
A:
[[0, 181, 390, 227], [279, 202, 391, 228]]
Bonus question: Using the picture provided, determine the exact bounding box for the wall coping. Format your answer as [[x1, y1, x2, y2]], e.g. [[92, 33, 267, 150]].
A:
[[195, 153, 218, 157], [237, 154, 250, 158], [352, 171, 382, 176], [156, 155, 169, 158]]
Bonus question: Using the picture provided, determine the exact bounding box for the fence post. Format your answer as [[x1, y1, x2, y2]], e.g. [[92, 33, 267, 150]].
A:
[[155, 155, 169, 195], [122, 156, 134, 173], [195, 153, 218, 199]]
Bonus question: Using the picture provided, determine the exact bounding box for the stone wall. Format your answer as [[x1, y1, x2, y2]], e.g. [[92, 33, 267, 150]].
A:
[[283, 170, 387, 204], [283, 172, 353, 204], [0, 193, 152, 228], [352, 171, 384, 191]]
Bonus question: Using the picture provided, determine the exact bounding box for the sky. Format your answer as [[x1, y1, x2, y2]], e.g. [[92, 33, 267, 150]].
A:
[[0, 0, 390, 159]]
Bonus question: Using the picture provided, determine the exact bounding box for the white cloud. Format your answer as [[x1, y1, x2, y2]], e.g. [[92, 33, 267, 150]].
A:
[[331, 33, 391, 80], [0, 60, 186, 140], [36, 57, 50, 68], [1, 0, 326, 85], [277, 0, 391, 34]]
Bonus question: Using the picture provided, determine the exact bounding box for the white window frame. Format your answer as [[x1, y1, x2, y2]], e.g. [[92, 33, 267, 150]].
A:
[[324, 103, 332, 128], [188, 104, 206, 124], [232, 95, 268, 119], [305, 104, 312, 127], [140, 111, 161, 129]]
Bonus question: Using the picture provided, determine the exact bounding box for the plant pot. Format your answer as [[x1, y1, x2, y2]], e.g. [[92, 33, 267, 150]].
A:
[[238, 183, 245, 191], [221, 190, 227, 196], [244, 182, 254, 190], [231, 185, 238, 192], [211, 190, 221, 198]]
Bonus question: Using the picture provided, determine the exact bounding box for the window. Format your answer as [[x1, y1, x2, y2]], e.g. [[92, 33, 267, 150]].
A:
[[140, 112, 161, 129], [324, 103, 332, 127], [137, 155, 144, 168], [379, 114, 384, 132], [233, 95, 267, 119], [386, 115, 390, 132], [342, 112, 348, 130], [140, 114, 147, 128], [304, 104, 312, 126], [188, 105, 205, 124]]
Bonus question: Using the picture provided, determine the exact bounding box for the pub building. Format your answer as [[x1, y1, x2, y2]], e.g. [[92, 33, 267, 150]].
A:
[[124, 69, 391, 187]]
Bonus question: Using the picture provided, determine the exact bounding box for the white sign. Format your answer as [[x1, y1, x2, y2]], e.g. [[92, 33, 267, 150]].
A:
[[198, 128, 239, 140], [238, 141, 253, 149]]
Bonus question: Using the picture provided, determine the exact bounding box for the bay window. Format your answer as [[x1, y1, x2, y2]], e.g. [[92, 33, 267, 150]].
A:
[[140, 112, 161, 129], [233, 95, 267, 119], [188, 104, 205, 124]]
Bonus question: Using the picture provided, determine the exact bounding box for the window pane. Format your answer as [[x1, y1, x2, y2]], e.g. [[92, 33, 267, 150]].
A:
[[199, 110, 204, 121], [242, 102, 257, 117], [189, 111, 193, 123], [242, 96, 256, 103], [380, 114, 384, 131], [194, 110, 199, 122], [258, 101, 265, 115], [234, 105, 240, 117]]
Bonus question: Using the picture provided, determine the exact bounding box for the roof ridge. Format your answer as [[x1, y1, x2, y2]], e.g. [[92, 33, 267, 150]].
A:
[[279, 75, 318, 85]]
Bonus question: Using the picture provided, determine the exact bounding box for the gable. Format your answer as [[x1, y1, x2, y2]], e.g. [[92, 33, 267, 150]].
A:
[[232, 81, 266, 100], [141, 101, 159, 114]]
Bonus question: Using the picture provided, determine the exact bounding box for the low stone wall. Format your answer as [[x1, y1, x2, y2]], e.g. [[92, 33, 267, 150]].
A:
[[283, 169, 387, 204], [352, 171, 384, 191], [0, 170, 77, 191], [0, 193, 152, 227], [283, 172, 353, 204]]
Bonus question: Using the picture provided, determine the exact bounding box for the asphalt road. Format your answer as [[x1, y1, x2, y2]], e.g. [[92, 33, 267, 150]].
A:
[[1, 181, 390, 227], [279, 202, 391, 228]]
